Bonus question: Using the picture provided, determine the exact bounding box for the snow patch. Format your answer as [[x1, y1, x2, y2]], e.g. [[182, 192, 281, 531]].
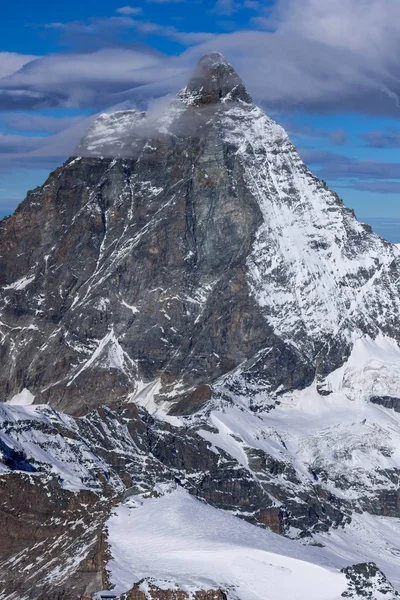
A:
[[127, 379, 182, 426], [7, 388, 35, 406], [3, 274, 35, 291]]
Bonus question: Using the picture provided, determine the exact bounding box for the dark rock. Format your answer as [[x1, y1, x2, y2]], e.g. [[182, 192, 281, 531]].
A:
[[371, 396, 400, 412], [342, 562, 400, 598], [119, 582, 227, 600]]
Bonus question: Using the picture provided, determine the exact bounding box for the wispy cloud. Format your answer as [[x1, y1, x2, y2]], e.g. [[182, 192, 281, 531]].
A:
[[286, 123, 348, 146], [213, 0, 261, 14], [360, 128, 400, 148], [3, 113, 85, 134], [0, 52, 39, 78], [116, 6, 142, 15], [300, 149, 400, 180], [4, 0, 400, 117], [3, 0, 400, 202], [351, 181, 400, 194], [0, 48, 179, 111]]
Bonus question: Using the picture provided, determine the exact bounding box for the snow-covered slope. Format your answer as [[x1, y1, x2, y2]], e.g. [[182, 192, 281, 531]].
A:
[[221, 102, 400, 378], [197, 334, 400, 519], [106, 486, 399, 599]]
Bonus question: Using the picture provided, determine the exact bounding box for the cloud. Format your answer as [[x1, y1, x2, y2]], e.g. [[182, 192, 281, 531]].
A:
[[2, 113, 86, 134], [360, 128, 400, 148], [350, 181, 400, 194], [330, 129, 347, 146], [300, 148, 400, 180], [179, 22, 400, 115], [0, 52, 39, 78], [285, 123, 347, 146], [4, 0, 400, 116], [0, 133, 41, 154], [43, 14, 214, 51], [116, 6, 142, 15], [275, 0, 400, 58], [4, 0, 400, 189], [0, 48, 180, 111], [214, 0, 242, 15], [0, 113, 95, 173]]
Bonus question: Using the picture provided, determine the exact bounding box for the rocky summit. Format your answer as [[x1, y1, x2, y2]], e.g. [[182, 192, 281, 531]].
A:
[[1, 53, 400, 600]]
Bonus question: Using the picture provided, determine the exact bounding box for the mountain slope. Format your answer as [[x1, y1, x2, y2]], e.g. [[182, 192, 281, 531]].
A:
[[1, 53, 400, 599], [1, 53, 400, 415]]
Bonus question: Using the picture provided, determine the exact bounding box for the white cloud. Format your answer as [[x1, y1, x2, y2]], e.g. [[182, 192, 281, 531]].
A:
[[276, 0, 400, 57], [116, 6, 142, 15], [178, 0, 400, 115], [3, 0, 400, 117], [0, 52, 39, 79]]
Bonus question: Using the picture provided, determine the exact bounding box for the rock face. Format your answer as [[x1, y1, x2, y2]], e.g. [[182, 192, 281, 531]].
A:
[[1, 53, 400, 416], [342, 563, 400, 598], [118, 582, 227, 600], [1, 53, 400, 599], [0, 473, 110, 600]]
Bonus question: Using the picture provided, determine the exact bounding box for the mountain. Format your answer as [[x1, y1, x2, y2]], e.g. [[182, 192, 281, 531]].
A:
[[1, 52, 400, 600]]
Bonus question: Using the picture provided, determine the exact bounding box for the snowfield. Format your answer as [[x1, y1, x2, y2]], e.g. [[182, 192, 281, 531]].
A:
[[107, 486, 400, 599], [106, 486, 349, 600]]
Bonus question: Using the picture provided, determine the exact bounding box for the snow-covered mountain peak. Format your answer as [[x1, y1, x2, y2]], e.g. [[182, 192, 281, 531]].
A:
[[77, 53, 253, 156]]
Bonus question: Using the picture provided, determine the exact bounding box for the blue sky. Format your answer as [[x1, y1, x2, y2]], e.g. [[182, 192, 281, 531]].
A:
[[1, 0, 400, 239]]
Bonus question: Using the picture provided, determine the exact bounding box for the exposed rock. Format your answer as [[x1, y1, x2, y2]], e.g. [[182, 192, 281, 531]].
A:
[[1, 55, 400, 418], [0, 474, 111, 600], [370, 396, 400, 412], [119, 582, 227, 600], [342, 562, 400, 598]]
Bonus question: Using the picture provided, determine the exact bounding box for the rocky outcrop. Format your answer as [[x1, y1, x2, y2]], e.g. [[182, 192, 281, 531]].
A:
[[119, 582, 227, 600], [0, 473, 111, 600], [342, 563, 400, 598], [370, 396, 400, 412]]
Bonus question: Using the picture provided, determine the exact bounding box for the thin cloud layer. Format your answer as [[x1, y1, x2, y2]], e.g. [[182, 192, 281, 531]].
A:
[[351, 181, 400, 194], [2, 113, 85, 134], [360, 128, 400, 148], [0, 48, 179, 111], [300, 149, 400, 181], [0, 52, 38, 78]]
